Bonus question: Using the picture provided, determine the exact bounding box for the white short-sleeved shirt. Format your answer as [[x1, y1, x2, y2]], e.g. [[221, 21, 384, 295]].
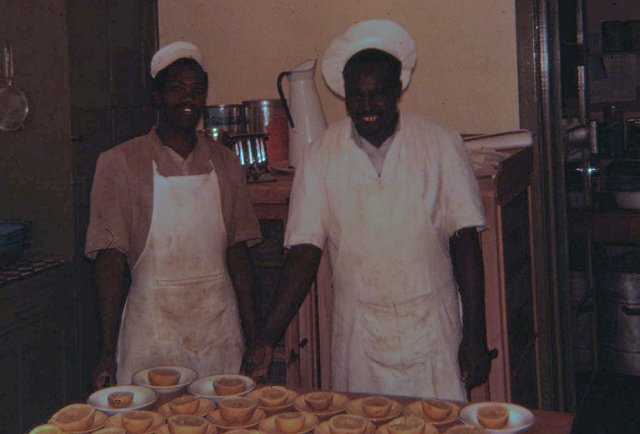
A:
[[284, 112, 485, 252]]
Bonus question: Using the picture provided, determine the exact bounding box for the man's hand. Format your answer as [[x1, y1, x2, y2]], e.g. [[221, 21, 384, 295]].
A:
[[94, 249, 127, 390], [458, 337, 492, 389], [93, 354, 117, 390], [243, 344, 273, 384], [450, 227, 491, 390]]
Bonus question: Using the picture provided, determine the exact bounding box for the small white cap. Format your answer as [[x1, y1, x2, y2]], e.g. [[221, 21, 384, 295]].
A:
[[322, 20, 416, 98], [150, 41, 204, 78]]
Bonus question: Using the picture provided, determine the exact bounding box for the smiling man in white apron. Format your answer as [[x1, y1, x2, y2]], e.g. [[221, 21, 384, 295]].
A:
[[85, 42, 261, 387], [248, 20, 492, 400]]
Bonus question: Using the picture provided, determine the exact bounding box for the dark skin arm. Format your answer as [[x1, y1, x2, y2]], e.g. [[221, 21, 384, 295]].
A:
[[450, 226, 492, 389], [93, 248, 128, 389], [245, 244, 323, 381], [226, 241, 258, 369], [247, 231, 490, 386]]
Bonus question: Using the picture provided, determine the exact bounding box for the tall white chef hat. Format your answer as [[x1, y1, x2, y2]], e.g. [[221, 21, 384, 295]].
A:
[[322, 19, 416, 98], [150, 41, 204, 78]]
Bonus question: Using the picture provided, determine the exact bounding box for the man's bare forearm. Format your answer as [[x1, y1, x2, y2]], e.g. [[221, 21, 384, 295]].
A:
[[257, 244, 323, 347], [95, 248, 128, 357], [450, 227, 486, 339], [227, 241, 257, 344], [450, 226, 492, 387]]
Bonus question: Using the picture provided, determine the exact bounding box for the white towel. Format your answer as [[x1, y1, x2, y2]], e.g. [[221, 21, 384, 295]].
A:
[[463, 129, 532, 151]]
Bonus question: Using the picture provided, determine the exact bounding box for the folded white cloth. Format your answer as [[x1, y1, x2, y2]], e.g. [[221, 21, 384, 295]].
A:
[[463, 129, 533, 151], [150, 41, 204, 78], [322, 19, 416, 97], [468, 148, 510, 172], [463, 130, 532, 173]]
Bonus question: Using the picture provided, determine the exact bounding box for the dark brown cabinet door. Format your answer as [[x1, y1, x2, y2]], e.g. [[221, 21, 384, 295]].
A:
[[66, 0, 158, 395], [19, 313, 78, 430], [0, 348, 20, 432], [0, 265, 78, 432]]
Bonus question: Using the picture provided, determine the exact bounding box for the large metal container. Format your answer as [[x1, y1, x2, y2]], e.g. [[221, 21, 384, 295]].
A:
[[597, 251, 640, 375], [203, 104, 246, 142], [243, 99, 288, 164]]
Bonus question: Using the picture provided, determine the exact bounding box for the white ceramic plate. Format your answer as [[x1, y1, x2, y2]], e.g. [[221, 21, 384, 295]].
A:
[[158, 396, 216, 418], [49, 411, 108, 434], [247, 386, 299, 412], [132, 365, 198, 394], [259, 412, 318, 434], [345, 397, 402, 424], [458, 402, 535, 434], [157, 423, 217, 434], [188, 374, 256, 401], [104, 411, 165, 434], [293, 392, 350, 418], [376, 420, 438, 434], [87, 385, 158, 415], [443, 425, 489, 434], [315, 419, 376, 434], [207, 408, 266, 429], [403, 400, 461, 426]]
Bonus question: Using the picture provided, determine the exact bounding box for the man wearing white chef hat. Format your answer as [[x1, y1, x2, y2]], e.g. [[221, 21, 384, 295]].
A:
[[248, 20, 491, 400], [86, 41, 261, 386]]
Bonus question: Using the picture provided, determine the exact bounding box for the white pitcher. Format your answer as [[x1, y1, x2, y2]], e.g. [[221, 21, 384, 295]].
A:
[[277, 59, 327, 168]]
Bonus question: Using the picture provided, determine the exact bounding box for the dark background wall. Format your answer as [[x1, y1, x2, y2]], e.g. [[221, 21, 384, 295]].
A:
[[0, 0, 74, 259]]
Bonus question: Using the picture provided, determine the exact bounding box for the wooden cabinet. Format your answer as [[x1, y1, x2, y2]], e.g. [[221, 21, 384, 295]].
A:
[[248, 146, 538, 402], [0, 264, 81, 433], [472, 146, 538, 407]]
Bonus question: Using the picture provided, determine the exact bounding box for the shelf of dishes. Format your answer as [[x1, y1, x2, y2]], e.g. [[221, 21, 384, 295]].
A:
[[28, 365, 537, 434]]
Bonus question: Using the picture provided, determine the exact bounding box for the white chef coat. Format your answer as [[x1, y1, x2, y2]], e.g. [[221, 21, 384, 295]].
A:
[[284, 112, 485, 399]]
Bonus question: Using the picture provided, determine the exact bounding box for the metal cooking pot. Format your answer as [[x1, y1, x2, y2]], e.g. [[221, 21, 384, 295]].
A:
[[243, 99, 288, 164], [203, 104, 246, 143]]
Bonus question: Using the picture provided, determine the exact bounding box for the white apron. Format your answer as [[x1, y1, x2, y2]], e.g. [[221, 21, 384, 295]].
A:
[[116, 161, 244, 384], [328, 132, 466, 400]]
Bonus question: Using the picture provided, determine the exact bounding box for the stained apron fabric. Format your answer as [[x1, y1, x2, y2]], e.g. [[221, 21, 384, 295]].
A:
[[285, 114, 484, 400], [116, 161, 243, 384]]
